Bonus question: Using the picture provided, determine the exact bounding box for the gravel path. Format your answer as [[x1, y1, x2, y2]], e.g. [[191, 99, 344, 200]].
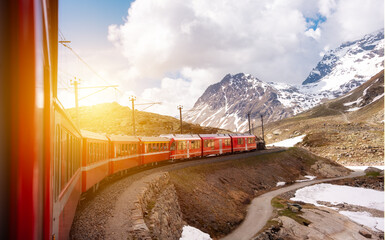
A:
[[222, 170, 365, 240], [70, 148, 285, 239]]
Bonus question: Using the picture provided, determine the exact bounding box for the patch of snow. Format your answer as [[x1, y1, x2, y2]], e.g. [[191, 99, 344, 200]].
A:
[[346, 166, 385, 171], [339, 211, 384, 232], [266, 135, 306, 148], [295, 175, 317, 182], [346, 106, 362, 112], [290, 184, 384, 211], [343, 97, 362, 106], [276, 182, 286, 187], [180, 226, 212, 240], [372, 93, 384, 102]]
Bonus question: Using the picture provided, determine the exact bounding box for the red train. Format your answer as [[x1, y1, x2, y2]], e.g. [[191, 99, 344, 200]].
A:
[[0, 1, 263, 239]]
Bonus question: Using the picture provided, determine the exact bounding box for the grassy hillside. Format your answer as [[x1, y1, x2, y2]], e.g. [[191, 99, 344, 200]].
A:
[[260, 71, 384, 165], [66, 102, 230, 136]]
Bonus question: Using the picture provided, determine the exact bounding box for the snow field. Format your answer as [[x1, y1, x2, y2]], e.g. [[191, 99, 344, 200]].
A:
[[276, 182, 286, 187], [291, 183, 384, 231], [346, 166, 385, 171], [340, 211, 384, 232], [266, 134, 306, 148], [180, 226, 212, 240]]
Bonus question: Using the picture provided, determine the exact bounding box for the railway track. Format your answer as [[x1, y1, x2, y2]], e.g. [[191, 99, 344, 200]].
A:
[[70, 148, 285, 239]]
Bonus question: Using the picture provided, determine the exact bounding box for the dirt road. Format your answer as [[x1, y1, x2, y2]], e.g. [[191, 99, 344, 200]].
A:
[[222, 170, 365, 240]]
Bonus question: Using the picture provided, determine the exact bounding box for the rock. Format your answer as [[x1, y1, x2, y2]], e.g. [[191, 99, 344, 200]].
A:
[[365, 167, 382, 174], [359, 229, 372, 238], [273, 129, 282, 135]]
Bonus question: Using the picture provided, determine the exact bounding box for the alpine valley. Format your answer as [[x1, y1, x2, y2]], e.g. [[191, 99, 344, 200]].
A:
[[184, 29, 384, 132]]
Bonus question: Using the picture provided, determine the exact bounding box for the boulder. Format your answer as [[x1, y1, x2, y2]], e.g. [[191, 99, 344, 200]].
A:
[[273, 129, 282, 135], [359, 229, 372, 238], [364, 167, 382, 174]]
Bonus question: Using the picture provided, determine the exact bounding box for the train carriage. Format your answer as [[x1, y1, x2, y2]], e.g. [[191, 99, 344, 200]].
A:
[[162, 134, 202, 160], [81, 130, 109, 192], [245, 135, 257, 151], [139, 137, 170, 164], [199, 134, 232, 156], [229, 133, 256, 152], [108, 135, 141, 175], [52, 101, 83, 240]]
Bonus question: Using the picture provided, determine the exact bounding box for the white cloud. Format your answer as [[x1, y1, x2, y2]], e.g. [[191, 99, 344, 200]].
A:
[[318, 0, 337, 17], [317, 0, 384, 48], [105, 0, 384, 116], [305, 28, 322, 40]]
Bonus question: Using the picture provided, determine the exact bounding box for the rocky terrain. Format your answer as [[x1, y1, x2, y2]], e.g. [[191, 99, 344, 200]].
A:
[[185, 29, 384, 132], [257, 170, 384, 240], [264, 70, 384, 166], [70, 148, 352, 240], [169, 147, 350, 238], [66, 102, 228, 136]]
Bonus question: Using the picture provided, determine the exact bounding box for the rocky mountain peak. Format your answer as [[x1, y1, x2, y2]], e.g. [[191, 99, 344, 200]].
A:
[[302, 28, 384, 87], [185, 29, 384, 132]]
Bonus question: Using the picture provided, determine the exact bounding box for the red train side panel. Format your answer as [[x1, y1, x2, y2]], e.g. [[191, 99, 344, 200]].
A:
[[199, 134, 232, 156], [81, 130, 109, 192], [108, 135, 141, 174], [229, 133, 257, 152], [139, 137, 170, 164], [162, 134, 202, 160]]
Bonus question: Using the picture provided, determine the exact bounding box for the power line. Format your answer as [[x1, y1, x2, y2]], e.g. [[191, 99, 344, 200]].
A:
[[58, 29, 122, 95]]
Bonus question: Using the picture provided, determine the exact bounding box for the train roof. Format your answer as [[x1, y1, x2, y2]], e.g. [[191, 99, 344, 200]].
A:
[[81, 130, 109, 141], [160, 134, 201, 140], [139, 136, 170, 142], [198, 134, 230, 138], [228, 133, 255, 137], [108, 135, 140, 142]]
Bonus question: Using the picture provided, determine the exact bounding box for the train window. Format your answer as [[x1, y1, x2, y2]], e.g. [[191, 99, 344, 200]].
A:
[[170, 142, 176, 151], [54, 125, 60, 200]]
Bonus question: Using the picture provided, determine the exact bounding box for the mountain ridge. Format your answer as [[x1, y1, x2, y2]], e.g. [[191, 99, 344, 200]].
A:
[[185, 29, 384, 132]]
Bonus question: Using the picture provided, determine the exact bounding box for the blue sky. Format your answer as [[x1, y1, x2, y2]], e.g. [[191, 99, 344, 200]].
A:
[[59, 0, 135, 50]]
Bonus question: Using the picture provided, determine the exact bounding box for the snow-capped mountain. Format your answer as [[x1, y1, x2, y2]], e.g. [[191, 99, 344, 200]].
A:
[[184, 73, 319, 132], [185, 29, 384, 132], [301, 29, 384, 97]]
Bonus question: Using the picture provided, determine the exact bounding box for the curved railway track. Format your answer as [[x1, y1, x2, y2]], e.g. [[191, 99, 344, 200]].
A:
[[70, 148, 285, 239]]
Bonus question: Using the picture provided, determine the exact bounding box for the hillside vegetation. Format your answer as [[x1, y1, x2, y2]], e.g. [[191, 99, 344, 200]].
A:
[[66, 102, 228, 136], [262, 71, 384, 166]]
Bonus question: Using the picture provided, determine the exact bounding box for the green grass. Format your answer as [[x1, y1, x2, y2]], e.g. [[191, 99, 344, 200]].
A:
[[278, 208, 311, 226], [271, 197, 285, 209], [366, 171, 380, 177], [271, 197, 312, 227]]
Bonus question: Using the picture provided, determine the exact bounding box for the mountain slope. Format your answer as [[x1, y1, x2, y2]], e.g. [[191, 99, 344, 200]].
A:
[[66, 102, 227, 136], [263, 70, 384, 166], [185, 29, 384, 132]]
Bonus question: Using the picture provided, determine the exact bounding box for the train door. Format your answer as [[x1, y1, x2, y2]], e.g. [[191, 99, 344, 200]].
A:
[[245, 138, 248, 150], [219, 139, 223, 154], [187, 141, 190, 158]]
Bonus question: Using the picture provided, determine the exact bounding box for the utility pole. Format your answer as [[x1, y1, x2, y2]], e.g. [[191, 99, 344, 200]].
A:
[[247, 113, 251, 134], [260, 114, 265, 142], [177, 105, 183, 134], [129, 96, 136, 135], [70, 78, 80, 127]]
